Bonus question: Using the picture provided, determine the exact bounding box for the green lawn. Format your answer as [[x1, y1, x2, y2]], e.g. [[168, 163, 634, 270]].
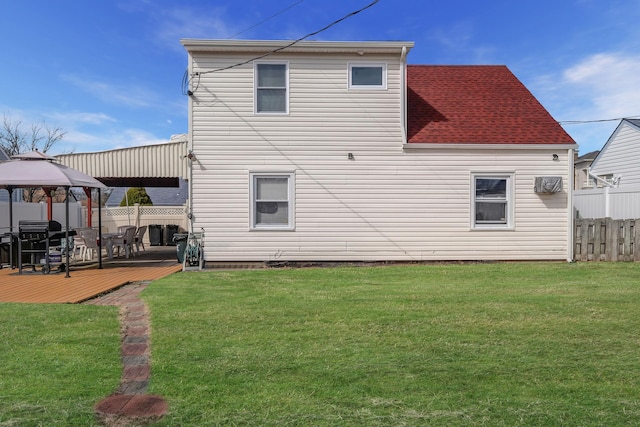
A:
[[144, 262, 640, 426], [0, 304, 120, 426], [2, 262, 640, 426]]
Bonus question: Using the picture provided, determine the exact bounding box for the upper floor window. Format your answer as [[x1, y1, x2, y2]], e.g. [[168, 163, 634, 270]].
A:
[[255, 62, 289, 114], [472, 174, 513, 229], [349, 63, 387, 89]]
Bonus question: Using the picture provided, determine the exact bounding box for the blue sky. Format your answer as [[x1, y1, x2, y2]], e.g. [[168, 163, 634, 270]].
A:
[[1, 0, 639, 155]]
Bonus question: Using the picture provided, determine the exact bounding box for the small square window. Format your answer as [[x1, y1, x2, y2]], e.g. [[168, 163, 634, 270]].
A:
[[349, 63, 387, 89], [255, 62, 288, 113]]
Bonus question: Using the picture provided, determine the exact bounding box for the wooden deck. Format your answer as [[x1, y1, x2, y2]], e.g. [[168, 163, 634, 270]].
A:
[[0, 247, 183, 304]]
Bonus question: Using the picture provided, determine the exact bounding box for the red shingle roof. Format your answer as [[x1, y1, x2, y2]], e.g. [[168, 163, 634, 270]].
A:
[[407, 65, 575, 145]]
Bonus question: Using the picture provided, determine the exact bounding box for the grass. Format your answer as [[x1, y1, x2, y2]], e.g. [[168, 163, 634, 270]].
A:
[[2, 262, 640, 426], [143, 262, 640, 426], [0, 304, 120, 426]]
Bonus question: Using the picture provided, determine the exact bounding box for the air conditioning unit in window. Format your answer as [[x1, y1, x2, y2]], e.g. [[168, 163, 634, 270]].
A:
[[534, 176, 563, 194]]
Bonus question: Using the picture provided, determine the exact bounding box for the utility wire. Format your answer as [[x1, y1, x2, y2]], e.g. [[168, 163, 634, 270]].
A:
[[192, 0, 380, 77], [226, 0, 306, 39], [560, 115, 640, 125]]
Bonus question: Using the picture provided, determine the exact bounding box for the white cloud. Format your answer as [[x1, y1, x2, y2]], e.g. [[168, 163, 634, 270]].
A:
[[54, 127, 169, 155], [153, 6, 236, 50], [113, 129, 168, 149], [528, 51, 640, 154], [562, 52, 640, 119], [61, 74, 157, 108], [45, 112, 116, 126]]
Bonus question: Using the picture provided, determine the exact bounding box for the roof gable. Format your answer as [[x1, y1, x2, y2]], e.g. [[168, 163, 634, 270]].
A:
[[590, 119, 640, 172], [407, 65, 575, 145]]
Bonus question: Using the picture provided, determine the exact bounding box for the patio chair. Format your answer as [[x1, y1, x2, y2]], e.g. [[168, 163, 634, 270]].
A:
[[80, 228, 100, 261], [110, 226, 136, 259], [70, 235, 85, 261], [134, 225, 147, 255], [118, 225, 135, 234]]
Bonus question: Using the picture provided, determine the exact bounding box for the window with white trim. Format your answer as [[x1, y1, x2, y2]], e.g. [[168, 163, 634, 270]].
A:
[[472, 175, 513, 229], [250, 173, 295, 230], [348, 63, 387, 89], [255, 62, 288, 113]]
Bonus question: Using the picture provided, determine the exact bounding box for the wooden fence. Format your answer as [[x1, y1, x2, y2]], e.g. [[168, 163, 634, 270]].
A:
[[574, 218, 640, 261]]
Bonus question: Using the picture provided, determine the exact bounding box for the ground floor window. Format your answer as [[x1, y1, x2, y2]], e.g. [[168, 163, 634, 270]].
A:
[[472, 174, 513, 229], [250, 172, 295, 230]]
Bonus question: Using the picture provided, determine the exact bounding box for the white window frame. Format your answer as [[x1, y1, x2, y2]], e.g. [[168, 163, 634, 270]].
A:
[[250, 172, 295, 231], [471, 173, 514, 230], [348, 62, 387, 90], [254, 61, 289, 114]]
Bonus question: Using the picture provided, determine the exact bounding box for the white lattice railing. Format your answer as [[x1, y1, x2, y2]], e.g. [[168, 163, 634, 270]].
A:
[[88, 204, 189, 245]]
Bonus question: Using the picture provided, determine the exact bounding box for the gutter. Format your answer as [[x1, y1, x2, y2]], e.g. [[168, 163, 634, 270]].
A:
[[567, 147, 575, 263], [186, 52, 195, 234]]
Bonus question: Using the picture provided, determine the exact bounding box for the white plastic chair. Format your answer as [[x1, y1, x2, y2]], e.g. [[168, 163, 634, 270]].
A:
[[134, 225, 147, 254], [110, 226, 136, 258], [72, 235, 86, 261], [80, 228, 100, 260]]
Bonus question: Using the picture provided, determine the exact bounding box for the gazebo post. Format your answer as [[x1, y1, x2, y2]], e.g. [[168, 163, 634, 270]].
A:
[[98, 188, 103, 270], [83, 188, 93, 227], [64, 186, 70, 278], [8, 186, 14, 269]]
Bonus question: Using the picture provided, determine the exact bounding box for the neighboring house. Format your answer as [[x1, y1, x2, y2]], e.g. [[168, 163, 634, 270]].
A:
[[589, 119, 640, 186], [574, 150, 599, 190], [106, 178, 189, 207], [574, 119, 640, 219], [182, 39, 576, 263]]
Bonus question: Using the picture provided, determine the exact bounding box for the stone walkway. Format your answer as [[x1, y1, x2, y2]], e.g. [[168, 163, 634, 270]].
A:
[[85, 282, 168, 426]]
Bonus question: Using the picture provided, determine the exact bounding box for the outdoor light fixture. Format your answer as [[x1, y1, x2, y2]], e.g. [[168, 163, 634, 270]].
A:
[[348, 153, 354, 160], [187, 151, 196, 161], [552, 154, 559, 161]]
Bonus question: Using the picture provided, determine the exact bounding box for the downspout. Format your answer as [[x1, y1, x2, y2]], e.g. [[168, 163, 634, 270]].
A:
[[567, 148, 575, 262], [186, 53, 195, 234], [400, 46, 408, 144]]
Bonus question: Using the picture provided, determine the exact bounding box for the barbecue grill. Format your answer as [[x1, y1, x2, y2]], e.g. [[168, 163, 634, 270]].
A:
[[18, 220, 63, 274]]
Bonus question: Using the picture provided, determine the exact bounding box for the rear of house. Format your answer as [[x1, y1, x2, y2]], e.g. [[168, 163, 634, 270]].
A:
[[182, 39, 576, 263]]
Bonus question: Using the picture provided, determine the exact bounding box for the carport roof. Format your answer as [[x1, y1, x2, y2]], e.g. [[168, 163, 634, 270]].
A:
[[55, 138, 188, 188]]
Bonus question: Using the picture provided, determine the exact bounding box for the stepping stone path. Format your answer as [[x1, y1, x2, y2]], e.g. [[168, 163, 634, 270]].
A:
[[84, 282, 168, 426]]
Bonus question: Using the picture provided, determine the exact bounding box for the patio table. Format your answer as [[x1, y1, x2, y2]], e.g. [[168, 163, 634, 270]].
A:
[[101, 233, 121, 259]]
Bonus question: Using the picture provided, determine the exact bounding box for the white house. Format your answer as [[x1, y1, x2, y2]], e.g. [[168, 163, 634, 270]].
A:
[[182, 39, 577, 263], [574, 119, 640, 219]]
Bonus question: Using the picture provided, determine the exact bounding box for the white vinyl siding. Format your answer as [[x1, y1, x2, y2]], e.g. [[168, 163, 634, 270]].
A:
[[188, 49, 570, 262], [574, 120, 640, 220], [590, 121, 640, 188]]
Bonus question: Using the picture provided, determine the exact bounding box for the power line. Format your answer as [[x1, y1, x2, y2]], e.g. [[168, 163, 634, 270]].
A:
[[192, 0, 380, 78], [226, 0, 306, 39], [559, 116, 640, 125]]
